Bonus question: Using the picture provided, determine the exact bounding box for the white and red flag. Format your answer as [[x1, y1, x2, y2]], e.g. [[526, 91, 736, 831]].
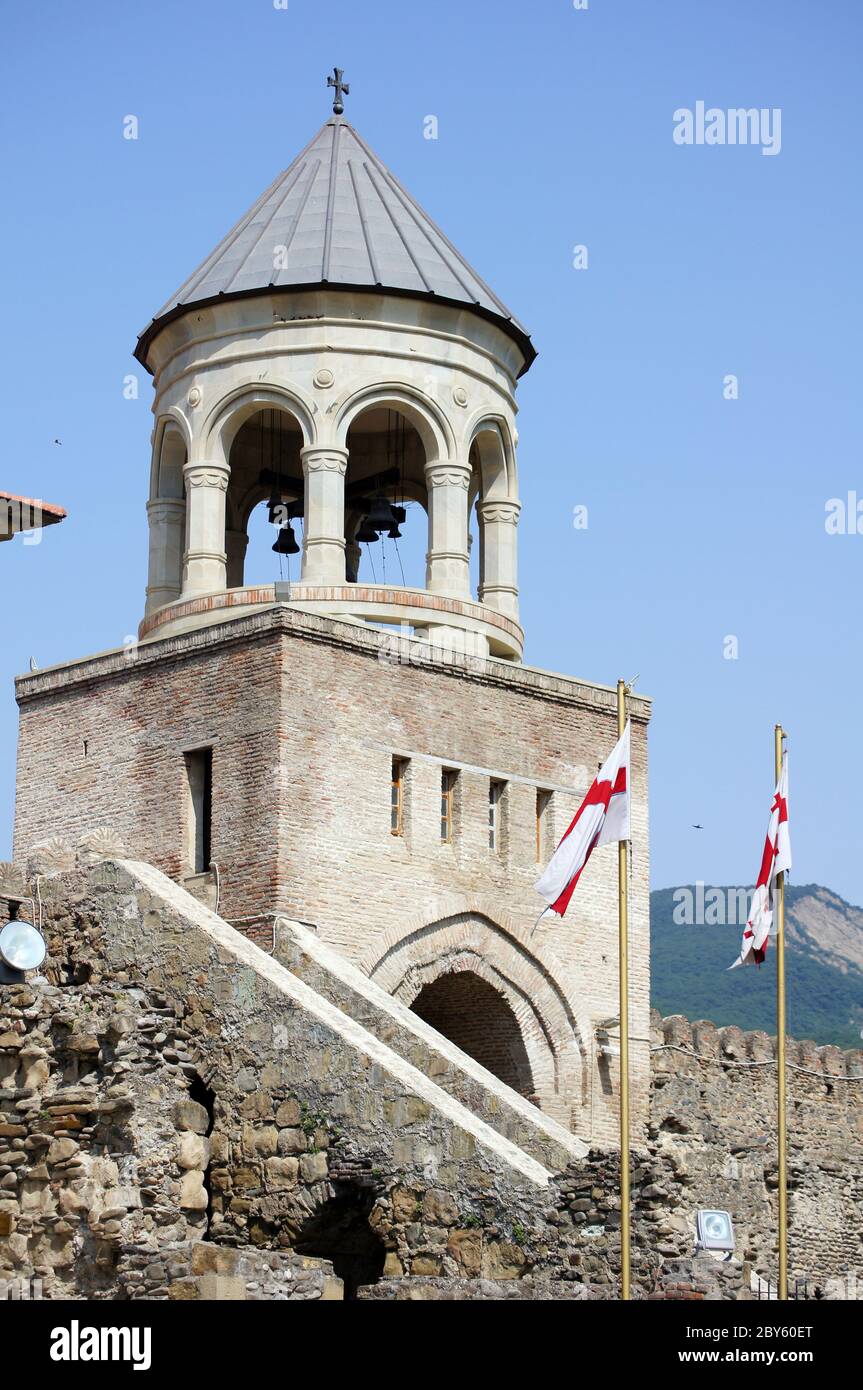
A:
[[534, 722, 630, 919], [731, 754, 792, 968]]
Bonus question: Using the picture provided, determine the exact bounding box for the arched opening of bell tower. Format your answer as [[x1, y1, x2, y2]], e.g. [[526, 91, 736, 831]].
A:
[[224, 406, 306, 586], [343, 406, 428, 591]]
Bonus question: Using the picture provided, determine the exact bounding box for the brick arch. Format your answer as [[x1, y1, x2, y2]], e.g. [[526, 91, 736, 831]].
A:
[[407, 955, 541, 1101], [411, 968, 534, 1097], [360, 908, 588, 1127]]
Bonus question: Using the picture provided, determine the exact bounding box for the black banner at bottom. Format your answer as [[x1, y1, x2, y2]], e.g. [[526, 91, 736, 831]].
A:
[[1, 1293, 852, 1376]]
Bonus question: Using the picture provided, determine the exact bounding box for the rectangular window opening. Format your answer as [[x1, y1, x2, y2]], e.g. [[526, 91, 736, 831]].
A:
[[441, 769, 457, 843], [391, 757, 407, 836], [536, 789, 552, 863], [185, 747, 213, 875], [489, 779, 505, 851]]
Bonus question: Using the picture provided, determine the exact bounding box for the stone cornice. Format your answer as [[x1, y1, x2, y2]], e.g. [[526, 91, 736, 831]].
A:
[[144, 291, 525, 398], [15, 603, 652, 723]]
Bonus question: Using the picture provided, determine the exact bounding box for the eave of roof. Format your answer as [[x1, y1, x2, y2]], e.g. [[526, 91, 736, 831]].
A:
[[0, 492, 66, 541]]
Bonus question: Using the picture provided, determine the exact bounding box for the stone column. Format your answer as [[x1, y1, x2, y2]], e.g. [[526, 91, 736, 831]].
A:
[[425, 460, 471, 598], [226, 528, 249, 589], [181, 462, 230, 599], [145, 498, 186, 614], [478, 498, 520, 619], [300, 447, 348, 584]]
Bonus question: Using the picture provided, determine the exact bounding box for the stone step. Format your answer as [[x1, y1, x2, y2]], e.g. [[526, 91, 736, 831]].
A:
[[274, 918, 586, 1173], [128, 860, 554, 1191]]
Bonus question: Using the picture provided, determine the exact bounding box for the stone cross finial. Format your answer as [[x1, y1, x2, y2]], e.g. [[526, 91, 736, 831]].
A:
[[327, 67, 350, 115]]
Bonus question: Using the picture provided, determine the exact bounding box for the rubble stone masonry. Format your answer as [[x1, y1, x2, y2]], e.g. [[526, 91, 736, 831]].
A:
[[650, 1013, 863, 1290], [0, 857, 860, 1300]]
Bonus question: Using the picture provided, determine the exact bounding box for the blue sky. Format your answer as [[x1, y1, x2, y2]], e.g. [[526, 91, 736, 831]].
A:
[[2, 0, 861, 902]]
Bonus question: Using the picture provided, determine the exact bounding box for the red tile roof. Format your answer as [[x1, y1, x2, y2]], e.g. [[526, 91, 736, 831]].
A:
[[0, 492, 67, 541]]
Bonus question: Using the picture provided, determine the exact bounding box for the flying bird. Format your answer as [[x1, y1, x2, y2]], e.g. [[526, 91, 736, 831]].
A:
[[692, 823, 704, 830], [52, 439, 62, 445]]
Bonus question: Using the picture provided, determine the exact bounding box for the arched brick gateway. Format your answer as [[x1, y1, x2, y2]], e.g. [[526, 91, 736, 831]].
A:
[[410, 970, 536, 1099], [359, 908, 589, 1129]]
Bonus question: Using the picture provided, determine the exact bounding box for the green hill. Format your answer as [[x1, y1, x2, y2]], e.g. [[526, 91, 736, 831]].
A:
[[650, 883, 863, 1050]]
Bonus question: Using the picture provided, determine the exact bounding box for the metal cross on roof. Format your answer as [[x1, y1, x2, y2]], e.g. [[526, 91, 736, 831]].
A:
[[327, 67, 350, 115]]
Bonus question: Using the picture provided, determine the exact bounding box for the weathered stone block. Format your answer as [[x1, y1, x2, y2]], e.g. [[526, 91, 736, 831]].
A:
[[447, 1228, 482, 1276], [179, 1171, 208, 1211], [265, 1157, 299, 1189], [173, 1099, 209, 1134], [423, 1188, 458, 1225], [391, 1186, 420, 1222], [299, 1152, 328, 1184], [243, 1124, 278, 1158], [47, 1138, 79, 1164], [277, 1128, 306, 1155], [178, 1133, 210, 1170], [274, 1100, 301, 1128], [482, 1240, 526, 1280]]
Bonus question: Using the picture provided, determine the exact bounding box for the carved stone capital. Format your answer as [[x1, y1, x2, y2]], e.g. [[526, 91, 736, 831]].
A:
[[27, 836, 75, 878], [184, 462, 230, 491], [477, 499, 521, 525], [425, 461, 471, 490], [147, 498, 186, 518], [301, 447, 349, 476]]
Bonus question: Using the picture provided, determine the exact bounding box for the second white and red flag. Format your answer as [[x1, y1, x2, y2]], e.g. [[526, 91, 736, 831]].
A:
[[731, 753, 792, 968], [534, 721, 631, 919]]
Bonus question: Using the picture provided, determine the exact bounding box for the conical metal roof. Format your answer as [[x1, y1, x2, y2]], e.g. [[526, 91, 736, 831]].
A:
[[135, 117, 535, 373]]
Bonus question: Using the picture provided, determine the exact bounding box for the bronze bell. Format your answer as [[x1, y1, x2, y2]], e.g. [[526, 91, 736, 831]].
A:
[[272, 522, 300, 556], [367, 493, 398, 531], [358, 493, 402, 541], [387, 504, 406, 539]]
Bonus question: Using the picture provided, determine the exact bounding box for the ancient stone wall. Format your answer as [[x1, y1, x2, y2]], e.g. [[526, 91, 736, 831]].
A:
[[0, 951, 208, 1297], [650, 1012, 863, 1290], [2, 857, 560, 1298], [3, 860, 860, 1301]]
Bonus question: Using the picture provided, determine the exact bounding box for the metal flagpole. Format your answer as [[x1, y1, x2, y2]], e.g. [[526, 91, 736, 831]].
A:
[[775, 724, 788, 1301], [617, 678, 631, 1301]]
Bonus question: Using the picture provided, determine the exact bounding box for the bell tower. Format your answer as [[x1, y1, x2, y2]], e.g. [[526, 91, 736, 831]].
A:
[[137, 78, 534, 661], [14, 76, 651, 1146]]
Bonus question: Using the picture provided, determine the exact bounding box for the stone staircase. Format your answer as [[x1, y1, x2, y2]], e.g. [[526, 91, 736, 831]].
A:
[[274, 917, 586, 1173]]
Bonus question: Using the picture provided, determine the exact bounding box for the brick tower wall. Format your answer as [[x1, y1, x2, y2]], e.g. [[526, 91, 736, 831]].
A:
[[13, 606, 651, 1146]]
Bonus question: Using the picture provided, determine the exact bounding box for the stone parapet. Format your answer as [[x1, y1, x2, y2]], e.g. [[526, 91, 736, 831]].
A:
[[652, 1010, 863, 1079]]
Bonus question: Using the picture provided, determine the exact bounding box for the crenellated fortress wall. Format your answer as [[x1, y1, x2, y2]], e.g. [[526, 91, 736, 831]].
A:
[[650, 1012, 863, 1289]]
